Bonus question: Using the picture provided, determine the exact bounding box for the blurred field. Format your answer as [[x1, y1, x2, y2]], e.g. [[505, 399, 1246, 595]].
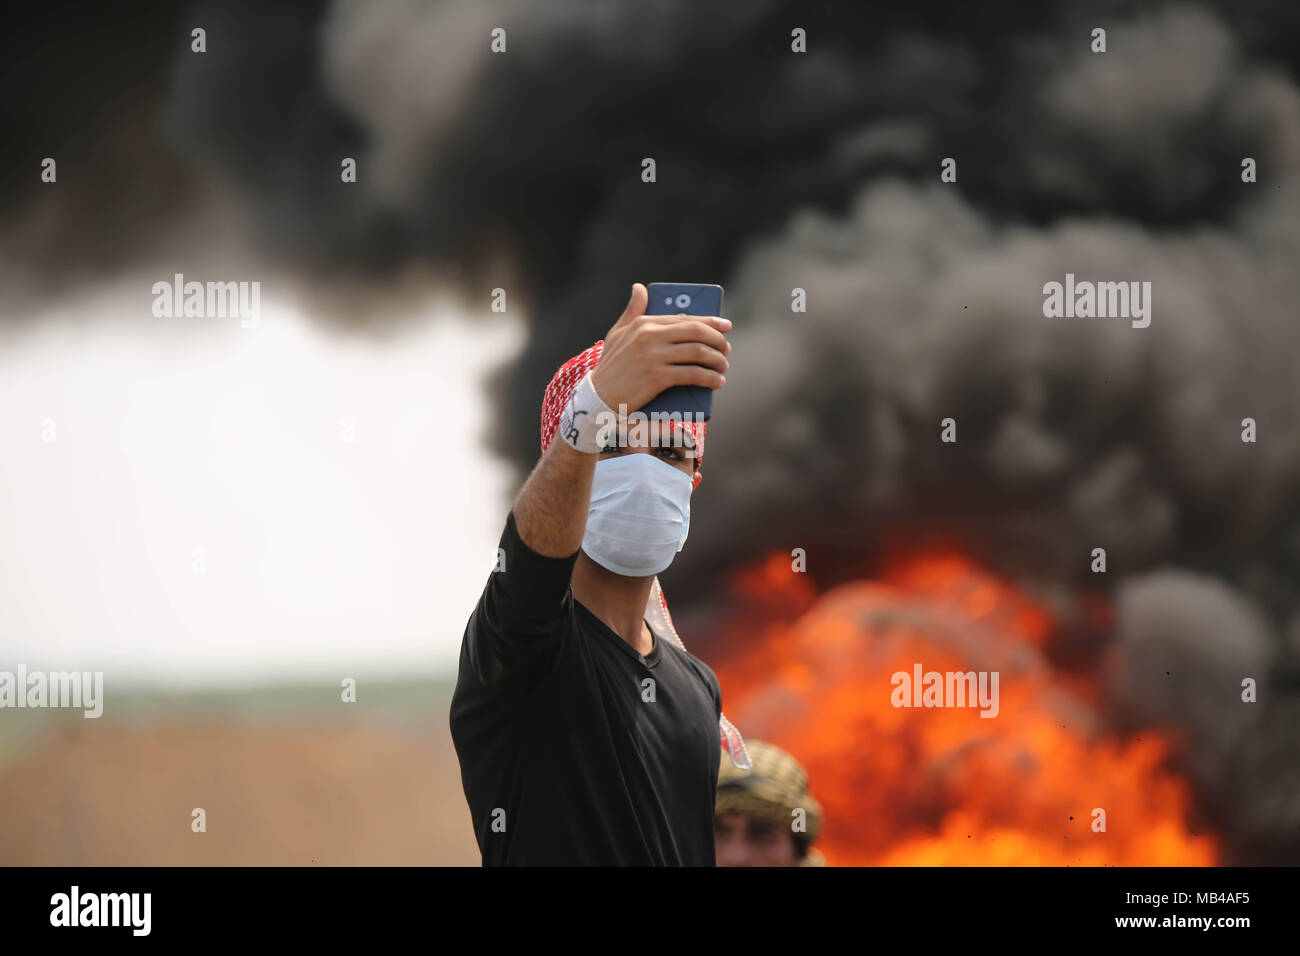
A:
[[0, 677, 482, 865]]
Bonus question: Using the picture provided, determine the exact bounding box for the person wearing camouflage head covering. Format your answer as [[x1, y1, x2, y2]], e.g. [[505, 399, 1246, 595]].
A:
[[715, 739, 826, 866]]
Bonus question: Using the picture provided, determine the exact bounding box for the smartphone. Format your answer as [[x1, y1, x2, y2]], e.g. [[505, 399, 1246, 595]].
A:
[[640, 282, 725, 422]]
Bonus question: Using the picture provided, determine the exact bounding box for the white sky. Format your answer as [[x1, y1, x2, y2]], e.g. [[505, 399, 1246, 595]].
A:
[[0, 278, 523, 688]]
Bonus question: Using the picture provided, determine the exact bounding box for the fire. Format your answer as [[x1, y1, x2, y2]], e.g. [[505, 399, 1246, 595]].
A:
[[710, 550, 1218, 865]]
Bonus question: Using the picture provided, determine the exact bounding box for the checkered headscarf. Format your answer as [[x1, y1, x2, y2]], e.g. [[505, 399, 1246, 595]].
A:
[[539, 340, 706, 481], [539, 341, 750, 770]]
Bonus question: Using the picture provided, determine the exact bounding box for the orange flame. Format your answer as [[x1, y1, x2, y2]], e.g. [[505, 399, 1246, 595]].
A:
[[712, 550, 1218, 865]]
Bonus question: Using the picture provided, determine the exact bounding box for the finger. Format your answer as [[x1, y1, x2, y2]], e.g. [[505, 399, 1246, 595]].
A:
[[660, 312, 731, 333], [655, 318, 731, 354], [612, 283, 649, 328], [660, 341, 729, 374], [665, 363, 726, 390]]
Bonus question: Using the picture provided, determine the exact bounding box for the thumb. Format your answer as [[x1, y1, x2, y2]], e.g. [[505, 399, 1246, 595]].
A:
[[615, 282, 648, 326]]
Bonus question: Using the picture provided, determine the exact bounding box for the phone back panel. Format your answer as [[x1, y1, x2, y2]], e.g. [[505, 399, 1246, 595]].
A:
[[639, 282, 724, 422]]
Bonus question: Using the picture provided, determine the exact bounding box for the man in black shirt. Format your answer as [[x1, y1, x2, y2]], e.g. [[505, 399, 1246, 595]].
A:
[[450, 283, 751, 865]]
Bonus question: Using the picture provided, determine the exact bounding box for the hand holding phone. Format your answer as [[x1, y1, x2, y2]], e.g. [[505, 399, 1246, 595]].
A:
[[639, 282, 726, 422], [590, 283, 730, 420]]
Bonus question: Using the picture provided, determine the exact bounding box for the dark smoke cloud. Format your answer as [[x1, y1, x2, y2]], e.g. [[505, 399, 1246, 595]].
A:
[[4, 0, 1299, 860], [1112, 571, 1300, 863], [689, 7, 1300, 860]]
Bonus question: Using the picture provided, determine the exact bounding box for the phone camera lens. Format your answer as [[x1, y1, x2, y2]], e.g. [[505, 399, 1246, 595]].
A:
[[674, 293, 692, 310]]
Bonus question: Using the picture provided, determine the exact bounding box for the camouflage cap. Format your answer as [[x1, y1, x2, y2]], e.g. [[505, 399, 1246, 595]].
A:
[[715, 739, 823, 845]]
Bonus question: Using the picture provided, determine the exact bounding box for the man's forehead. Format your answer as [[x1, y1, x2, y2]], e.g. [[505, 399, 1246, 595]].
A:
[[608, 418, 698, 448], [716, 811, 780, 835]]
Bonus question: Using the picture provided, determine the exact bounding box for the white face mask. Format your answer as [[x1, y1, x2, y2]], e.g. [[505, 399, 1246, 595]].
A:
[[582, 453, 693, 577]]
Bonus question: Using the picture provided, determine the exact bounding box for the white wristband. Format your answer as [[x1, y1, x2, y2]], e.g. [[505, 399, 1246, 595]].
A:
[[557, 370, 616, 454]]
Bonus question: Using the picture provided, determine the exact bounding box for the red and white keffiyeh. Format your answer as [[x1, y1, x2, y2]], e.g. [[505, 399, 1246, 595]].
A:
[[540, 341, 751, 770], [539, 340, 707, 484]]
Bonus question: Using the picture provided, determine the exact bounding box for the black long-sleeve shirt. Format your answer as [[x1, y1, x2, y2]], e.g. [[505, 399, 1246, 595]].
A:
[[449, 510, 722, 865]]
